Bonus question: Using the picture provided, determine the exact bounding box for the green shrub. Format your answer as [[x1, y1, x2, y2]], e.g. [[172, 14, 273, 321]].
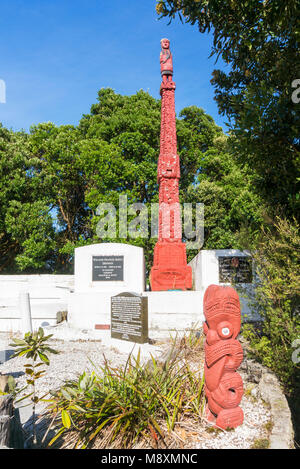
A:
[[242, 217, 300, 394], [10, 328, 59, 445], [47, 343, 205, 449]]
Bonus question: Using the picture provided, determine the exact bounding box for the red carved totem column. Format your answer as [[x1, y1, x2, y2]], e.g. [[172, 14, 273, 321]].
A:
[[150, 38, 192, 291], [203, 285, 244, 429]]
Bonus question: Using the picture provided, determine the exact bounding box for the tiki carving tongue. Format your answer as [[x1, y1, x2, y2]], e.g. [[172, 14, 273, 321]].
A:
[[203, 285, 244, 429], [150, 39, 192, 291]]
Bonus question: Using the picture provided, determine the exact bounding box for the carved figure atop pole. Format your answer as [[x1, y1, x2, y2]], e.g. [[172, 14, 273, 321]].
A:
[[160, 38, 173, 83], [150, 39, 192, 291]]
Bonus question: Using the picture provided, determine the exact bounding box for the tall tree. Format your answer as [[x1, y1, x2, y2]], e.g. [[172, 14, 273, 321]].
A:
[[0, 125, 55, 272], [186, 133, 265, 259], [28, 123, 89, 271]]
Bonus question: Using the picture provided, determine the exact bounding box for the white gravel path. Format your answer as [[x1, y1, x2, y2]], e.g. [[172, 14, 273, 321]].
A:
[[0, 326, 166, 397]]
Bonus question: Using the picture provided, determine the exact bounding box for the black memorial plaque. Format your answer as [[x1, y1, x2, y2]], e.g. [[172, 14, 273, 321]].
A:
[[111, 292, 148, 344], [219, 256, 252, 284], [92, 255, 124, 281]]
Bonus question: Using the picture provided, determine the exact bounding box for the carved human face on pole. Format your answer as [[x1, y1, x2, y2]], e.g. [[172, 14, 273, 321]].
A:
[[161, 38, 170, 50]]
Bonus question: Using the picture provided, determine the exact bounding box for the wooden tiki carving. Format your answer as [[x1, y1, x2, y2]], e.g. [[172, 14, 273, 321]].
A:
[[203, 284, 244, 429]]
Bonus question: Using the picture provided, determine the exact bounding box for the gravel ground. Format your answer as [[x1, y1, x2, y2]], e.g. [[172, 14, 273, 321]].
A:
[[0, 329, 167, 397], [194, 396, 271, 449], [1, 340, 131, 394], [0, 327, 272, 450]]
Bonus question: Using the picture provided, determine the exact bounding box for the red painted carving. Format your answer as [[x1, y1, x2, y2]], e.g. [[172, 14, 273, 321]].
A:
[[203, 285, 244, 429], [150, 39, 192, 291], [160, 38, 173, 83]]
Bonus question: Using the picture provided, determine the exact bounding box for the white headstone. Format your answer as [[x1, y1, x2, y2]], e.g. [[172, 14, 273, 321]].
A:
[[188, 249, 260, 321], [189, 249, 253, 290], [74, 243, 145, 293], [69, 243, 146, 330]]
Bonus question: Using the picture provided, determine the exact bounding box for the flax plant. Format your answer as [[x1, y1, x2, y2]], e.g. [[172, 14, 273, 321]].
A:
[[47, 337, 205, 449]]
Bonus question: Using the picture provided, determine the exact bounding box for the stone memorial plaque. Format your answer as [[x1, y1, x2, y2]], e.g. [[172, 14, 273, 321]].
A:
[[111, 292, 148, 344], [219, 256, 252, 284], [92, 255, 124, 281]]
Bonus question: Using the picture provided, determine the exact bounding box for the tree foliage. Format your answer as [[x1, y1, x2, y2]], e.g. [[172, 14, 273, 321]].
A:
[[0, 125, 54, 272], [156, 0, 300, 218], [0, 89, 264, 273], [243, 217, 300, 393], [185, 132, 265, 257]]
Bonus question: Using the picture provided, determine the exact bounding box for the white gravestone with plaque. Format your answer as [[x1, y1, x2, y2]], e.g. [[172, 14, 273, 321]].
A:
[[188, 249, 259, 321], [69, 243, 145, 329], [74, 243, 145, 293]]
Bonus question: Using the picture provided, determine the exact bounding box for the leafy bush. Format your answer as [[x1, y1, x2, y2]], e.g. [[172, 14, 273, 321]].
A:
[[10, 328, 59, 445], [47, 338, 205, 449], [242, 217, 300, 394]]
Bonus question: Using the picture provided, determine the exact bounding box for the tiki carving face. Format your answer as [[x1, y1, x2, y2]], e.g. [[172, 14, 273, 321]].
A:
[[203, 284, 244, 430], [203, 284, 241, 344]]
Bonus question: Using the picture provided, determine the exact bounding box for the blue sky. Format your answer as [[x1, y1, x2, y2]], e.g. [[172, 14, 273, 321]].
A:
[[0, 0, 229, 132]]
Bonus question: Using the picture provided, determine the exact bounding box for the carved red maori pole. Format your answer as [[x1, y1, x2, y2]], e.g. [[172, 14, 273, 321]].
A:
[[203, 285, 244, 429], [150, 38, 192, 291]]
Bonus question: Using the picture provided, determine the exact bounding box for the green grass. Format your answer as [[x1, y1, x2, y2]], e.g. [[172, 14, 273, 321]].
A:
[[250, 438, 270, 449]]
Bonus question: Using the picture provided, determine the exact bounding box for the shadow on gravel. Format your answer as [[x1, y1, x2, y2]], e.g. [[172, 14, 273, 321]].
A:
[[23, 411, 64, 449], [0, 349, 15, 363]]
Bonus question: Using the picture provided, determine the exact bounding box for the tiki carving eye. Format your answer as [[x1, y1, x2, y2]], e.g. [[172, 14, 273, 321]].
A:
[[217, 321, 233, 339]]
